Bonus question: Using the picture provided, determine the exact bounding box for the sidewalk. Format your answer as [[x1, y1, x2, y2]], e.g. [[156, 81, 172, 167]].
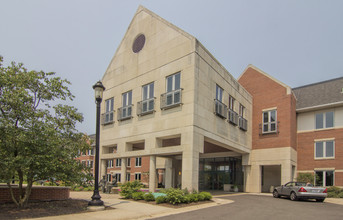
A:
[[26, 191, 232, 220]]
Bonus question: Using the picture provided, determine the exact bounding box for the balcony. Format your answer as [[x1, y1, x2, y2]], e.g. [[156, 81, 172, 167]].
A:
[[238, 116, 248, 131], [259, 121, 279, 135], [101, 111, 114, 125], [214, 99, 227, 119], [160, 89, 182, 110], [137, 98, 155, 116], [228, 109, 238, 125], [117, 105, 133, 121]]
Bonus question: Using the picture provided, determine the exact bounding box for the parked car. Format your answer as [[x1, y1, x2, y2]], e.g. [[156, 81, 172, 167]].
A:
[[273, 181, 327, 202]]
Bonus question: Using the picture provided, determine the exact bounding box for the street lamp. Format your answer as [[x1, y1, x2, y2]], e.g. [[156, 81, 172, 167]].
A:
[[89, 81, 105, 208]]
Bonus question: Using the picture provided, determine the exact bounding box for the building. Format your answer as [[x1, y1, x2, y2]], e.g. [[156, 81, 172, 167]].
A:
[[98, 6, 343, 192], [294, 77, 343, 187], [76, 134, 95, 177]]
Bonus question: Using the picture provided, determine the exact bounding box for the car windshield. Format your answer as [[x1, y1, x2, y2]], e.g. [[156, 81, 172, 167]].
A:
[[295, 182, 307, 186]]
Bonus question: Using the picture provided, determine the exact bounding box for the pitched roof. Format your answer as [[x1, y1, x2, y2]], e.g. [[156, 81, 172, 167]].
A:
[[293, 77, 343, 111]]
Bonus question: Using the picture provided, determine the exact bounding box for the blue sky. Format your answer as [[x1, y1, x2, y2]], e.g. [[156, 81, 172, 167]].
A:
[[1, 0, 342, 134]]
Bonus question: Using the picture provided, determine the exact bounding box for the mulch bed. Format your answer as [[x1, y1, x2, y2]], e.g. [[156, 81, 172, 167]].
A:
[[133, 199, 213, 208], [0, 199, 112, 220]]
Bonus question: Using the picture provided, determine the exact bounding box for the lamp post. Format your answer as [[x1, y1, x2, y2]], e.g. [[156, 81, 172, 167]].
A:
[[89, 81, 105, 207]]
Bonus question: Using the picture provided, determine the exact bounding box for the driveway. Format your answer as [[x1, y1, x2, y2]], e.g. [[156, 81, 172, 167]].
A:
[[149, 194, 343, 220]]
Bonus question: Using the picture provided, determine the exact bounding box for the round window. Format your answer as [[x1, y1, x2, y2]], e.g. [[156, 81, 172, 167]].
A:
[[132, 34, 146, 53]]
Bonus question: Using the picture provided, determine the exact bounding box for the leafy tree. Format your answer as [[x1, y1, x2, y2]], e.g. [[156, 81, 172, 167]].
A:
[[0, 56, 91, 208]]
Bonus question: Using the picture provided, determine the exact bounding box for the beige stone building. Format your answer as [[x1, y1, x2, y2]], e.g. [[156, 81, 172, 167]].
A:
[[99, 6, 253, 192]]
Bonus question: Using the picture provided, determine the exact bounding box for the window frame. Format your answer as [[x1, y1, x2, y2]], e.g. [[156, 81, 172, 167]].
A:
[[315, 170, 334, 187], [216, 84, 223, 102], [135, 157, 142, 167], [126, 173, 131, 182], [127, 158, 131, 167], [107, 159, 113, 168], [229, 95, 235, 110], [135, 173, 142, 181], [115, 158, 122, 167], [104, 97, 114, 124], [166, 72, 181, 93], [315, 111, 334, 129], [314, 140, 335, 159], [262, 109, 277, 134]]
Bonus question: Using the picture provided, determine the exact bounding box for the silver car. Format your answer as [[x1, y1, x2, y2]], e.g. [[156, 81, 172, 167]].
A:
[[273, 181, 327, 202]]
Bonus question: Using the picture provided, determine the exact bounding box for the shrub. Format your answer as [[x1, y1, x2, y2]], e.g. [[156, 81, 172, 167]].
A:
[[132, 191, 144, 200], [182, 188, 189, 195], [187, 193, 199, 202], [120, 180, 143, 199], [197, 193, 205, 201], [297, 173, 318, 185], [165, 188, 184, 205], [200, 192, 212, 200], [338, 192, 343, 198], [327, 186, 342, 194], [144, 192, 155, 201], [155, 195, 167, 204]]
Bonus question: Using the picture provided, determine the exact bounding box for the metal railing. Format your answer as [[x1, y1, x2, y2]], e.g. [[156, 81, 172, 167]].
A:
[[214, 99, 227, 119], [239, 116, 248, 131], [228, 109, 238, 125], [117, 105, 133, 121], [137, 98, 155, 116], [101, 111, 115, 125], [160, 89, 182, 110]]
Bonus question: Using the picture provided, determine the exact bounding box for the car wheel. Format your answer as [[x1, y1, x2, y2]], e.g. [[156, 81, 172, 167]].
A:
[[290, 192, 298, 201], [273, 190, 280, 198], [316, 199, 325, 202]]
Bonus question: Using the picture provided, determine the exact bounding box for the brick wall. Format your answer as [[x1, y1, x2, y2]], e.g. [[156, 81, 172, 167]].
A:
[[238, 66, 297, 150], [0, 185, 70, 203], [297, 128, 343, 170]]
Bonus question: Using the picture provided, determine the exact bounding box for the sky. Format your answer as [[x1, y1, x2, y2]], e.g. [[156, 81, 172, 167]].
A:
[[1, 0, 342, 134]]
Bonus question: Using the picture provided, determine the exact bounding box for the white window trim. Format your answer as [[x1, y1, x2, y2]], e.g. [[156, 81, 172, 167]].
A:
[[314, 140, 335, 160], [116, 158, 122, 167], [315, 111, 334, 130], [262, 109, 277, 133], [216, 84, 223, 102], [142, 82, 154, 100], [108, 159, 113, 168], [166, 72, 181, 92], [135, 172, 142, 181], [135, 157, 142, 167], [314, 170, 335, 187]]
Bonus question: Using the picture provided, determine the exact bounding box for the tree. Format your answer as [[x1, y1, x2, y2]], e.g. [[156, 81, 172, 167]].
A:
[[0, 56, 91, 208]]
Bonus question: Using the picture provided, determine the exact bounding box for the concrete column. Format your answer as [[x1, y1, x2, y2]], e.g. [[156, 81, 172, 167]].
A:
[[149, 155, 156, 192], [165, 158, 173, 188], [121, 158, 127, 183], [100, 159, 107, 180], [281, 162, 292, 184]]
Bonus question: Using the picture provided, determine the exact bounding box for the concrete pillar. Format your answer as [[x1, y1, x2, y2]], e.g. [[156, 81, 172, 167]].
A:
[[100, 159, 107, 180], [149, 155, 156, 192], [121, 158, 127, 183], [181, 151, 199, 191], [281, 162, 292, 184], [165, 158, 173, 189]]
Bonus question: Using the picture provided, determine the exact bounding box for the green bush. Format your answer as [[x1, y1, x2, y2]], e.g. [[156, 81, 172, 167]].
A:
[[144, 192, 155, 201], [164, 188, 184, 205], [120, 181, 143, 199], [182, 188, 189, 195], [326, 186, 343, 198], [297, 173, 318, 185], [197, 193, 205, 201], [200, 192, 212, 200], [187, 193, 199, 202], [132, 191, 144, 200], [155, 196, 167, 204]]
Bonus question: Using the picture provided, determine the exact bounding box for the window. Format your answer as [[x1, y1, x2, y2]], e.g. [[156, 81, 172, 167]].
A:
[[229, 95, 235, 110], [262, 109, 277, 133], [126, 173, 131, 181], [214, 85, 226, 118], [118, 91, 133, 120], [116, 158, 122, 167], [316, 112, 334, 129], [315, 171, 334, 186], [88, 148, 94, 156], [104, 98, 114, 124], [135, 173, 141, 181], [135, 157, 142, 167], [315, 140, 334, 159], [161, 72, 182, 109], [138, 82, 154, 115], [87, 160, 93, 168], [127, 158, 131, 167], [114, 173, 121, 182], [81, 160, 86, 166], [106, 173, 112, 182], [238, 104, 247, 131], [107, 159, 113, 168]]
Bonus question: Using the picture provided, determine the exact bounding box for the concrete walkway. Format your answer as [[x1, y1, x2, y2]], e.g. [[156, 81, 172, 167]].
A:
[[26, 191, 232, 220], [26, 191, 343, 220]]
